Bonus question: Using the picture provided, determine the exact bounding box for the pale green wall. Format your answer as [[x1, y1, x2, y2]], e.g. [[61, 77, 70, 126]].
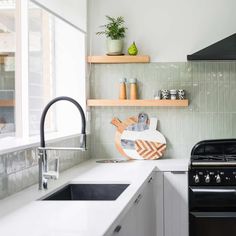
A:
[[89, 62, 236, 159]]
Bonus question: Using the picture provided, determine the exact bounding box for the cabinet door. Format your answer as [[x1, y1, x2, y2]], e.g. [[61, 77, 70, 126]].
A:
[[108, 173, 157, 236], [154, 172, 164, 236], [110, 205, 136, 236], [164, 171, 188, 236], [136, 174, 156, 236]]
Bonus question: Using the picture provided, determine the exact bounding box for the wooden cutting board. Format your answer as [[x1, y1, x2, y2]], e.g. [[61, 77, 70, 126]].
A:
[[111, 114, 166, 160]]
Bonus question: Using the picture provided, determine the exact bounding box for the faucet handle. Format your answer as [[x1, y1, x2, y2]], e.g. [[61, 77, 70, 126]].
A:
[[43, 170, 59, 180], [55, 157, 59, 173], [43, 158, 59, 180], [79, 133, 86, 150]]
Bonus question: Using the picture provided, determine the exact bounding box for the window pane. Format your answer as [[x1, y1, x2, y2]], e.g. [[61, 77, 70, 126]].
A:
[[0, 0, 15, 138], [28, 1, 86, 136], [54, 15, 86, 134], [28, 3, 55, 135]]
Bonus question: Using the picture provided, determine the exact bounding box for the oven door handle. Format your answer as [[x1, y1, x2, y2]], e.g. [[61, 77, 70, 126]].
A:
[[191, 211, 236, 218], [191, 187, 236, 194]]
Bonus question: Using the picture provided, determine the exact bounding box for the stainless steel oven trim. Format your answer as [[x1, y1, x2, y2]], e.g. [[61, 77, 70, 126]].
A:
[[192, 161, 236, 166], [190, 211, 236, 217], [190, 187, 236, 193]]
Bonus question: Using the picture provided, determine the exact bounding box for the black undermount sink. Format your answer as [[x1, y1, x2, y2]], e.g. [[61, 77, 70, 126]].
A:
[[41, 184, 129, 201]]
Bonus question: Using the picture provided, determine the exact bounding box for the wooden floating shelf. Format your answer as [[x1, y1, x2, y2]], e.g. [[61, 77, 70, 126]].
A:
[[0, 52, 15, 56], [87, 99, 189, 107], [87, 55, 150, 64], [0, 99, 15, 107], [0, 53, 15, 64]]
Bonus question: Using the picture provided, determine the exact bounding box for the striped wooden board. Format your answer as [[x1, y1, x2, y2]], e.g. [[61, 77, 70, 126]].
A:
[[111, 114, 166, 160], [135, 140, 166, 160]]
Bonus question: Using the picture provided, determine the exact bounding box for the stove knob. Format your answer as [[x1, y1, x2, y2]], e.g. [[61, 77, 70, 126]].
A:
[[193, 174, 200, 183], [215, 174, 221, 183], [205, 174, 210, 183]]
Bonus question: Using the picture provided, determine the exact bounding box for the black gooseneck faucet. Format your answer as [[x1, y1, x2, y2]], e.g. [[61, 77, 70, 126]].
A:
[[38, 96, 86, 190]]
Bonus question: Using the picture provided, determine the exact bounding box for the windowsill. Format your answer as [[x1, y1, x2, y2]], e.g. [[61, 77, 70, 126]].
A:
[[0, 132, 82, 155]]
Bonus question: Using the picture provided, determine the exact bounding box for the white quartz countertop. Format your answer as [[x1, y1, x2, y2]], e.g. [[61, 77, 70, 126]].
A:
[[0, 158, 189, 236]]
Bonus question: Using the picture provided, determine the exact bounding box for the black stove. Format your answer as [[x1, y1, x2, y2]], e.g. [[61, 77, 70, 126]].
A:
[[189, 139, 236, 236], [189, 139, 236, 186]]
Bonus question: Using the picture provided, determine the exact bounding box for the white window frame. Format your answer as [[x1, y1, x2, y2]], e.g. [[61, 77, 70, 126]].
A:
[[15, 0, 29, 139], [0, 0, 87, 155]]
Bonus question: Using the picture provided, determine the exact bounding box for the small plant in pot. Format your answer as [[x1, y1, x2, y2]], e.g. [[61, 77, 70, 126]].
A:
[[96, 15, 127, 55]]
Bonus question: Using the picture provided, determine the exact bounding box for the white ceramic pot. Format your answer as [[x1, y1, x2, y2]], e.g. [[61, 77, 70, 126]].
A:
[[106, 39, 123, 54]]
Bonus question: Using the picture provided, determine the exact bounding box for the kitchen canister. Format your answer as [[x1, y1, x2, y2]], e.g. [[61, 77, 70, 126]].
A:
[[161, 89, 170, 100], [129, 78, 138, 100], [178, 89, 185, 100], [154, 90, 161, 100], [119, 78, 127, 100], [170, 89, 177, 100]]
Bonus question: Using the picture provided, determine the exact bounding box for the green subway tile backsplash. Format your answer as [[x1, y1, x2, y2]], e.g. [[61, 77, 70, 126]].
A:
[[0, 135, 91, 199], [89, 61, 236, 159]]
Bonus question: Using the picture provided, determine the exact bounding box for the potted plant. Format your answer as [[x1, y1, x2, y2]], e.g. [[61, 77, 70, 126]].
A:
[[96, 15, 127, 55]]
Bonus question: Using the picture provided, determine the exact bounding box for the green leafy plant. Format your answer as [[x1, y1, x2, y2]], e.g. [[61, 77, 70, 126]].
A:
[[96, 16, 127, 40]]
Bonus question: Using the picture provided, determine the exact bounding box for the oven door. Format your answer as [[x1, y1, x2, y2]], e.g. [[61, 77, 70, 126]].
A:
[[190, 212, 236, 236], [189, 186, 236, 236], [189, 186, 236, 211]]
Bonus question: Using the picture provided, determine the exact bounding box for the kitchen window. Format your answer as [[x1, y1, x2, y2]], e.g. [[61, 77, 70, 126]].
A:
[[0, 0, 16, 138], [0, 0, 86, 152]]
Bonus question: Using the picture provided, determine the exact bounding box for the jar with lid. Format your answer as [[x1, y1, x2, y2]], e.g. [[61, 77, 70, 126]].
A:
[[119, 78, 127, 100], [129, 78, 138, 100]]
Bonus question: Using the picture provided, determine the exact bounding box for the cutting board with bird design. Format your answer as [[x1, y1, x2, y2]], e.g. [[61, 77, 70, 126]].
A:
[[111, 113, 166, 160]]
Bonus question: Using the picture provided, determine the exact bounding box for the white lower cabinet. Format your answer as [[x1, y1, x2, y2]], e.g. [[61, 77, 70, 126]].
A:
[[154, 172, 164, 236], [136, 174, 156, 236], [107, 173, 156, 236], [110, 204, 136, 236], [107, 171, 188, 236], [163, 171, 188, 236]]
